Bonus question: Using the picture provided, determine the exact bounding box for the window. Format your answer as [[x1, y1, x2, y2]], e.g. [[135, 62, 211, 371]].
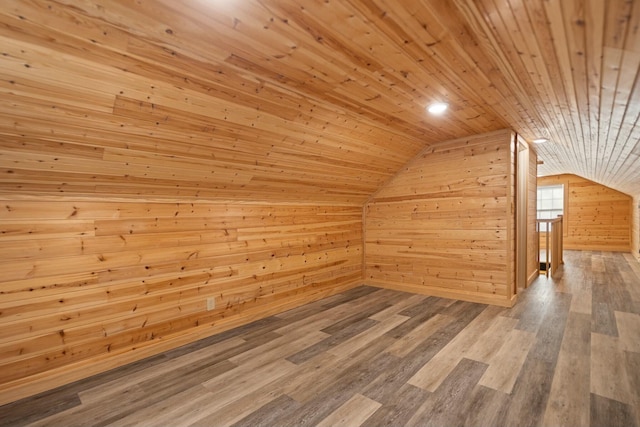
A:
[[537, 185, 563, 232]]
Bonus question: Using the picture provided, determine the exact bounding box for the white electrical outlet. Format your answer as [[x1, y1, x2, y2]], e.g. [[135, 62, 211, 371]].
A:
[[206, 297, 215, 311]]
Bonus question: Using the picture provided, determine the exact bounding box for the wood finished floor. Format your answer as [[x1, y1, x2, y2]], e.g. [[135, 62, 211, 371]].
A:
[[2, 250, 640, 427]]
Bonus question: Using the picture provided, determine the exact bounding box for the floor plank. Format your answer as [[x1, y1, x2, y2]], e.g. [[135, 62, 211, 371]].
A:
[[406, 358, 488, 427], [615, 311, 640, 353], [465, 315, 519, 363], [407, 305, 498, 392], [591, 332, 633, 405], [1, 251, 639, 427], [227, 395, 300, 427], [542, 311, 591, 426], [360, 384, 429, 427], [477, 328, 536, 393], [590, 393, 639, 427], [315, 394, 381, 427], [387, 313, 454, 358]]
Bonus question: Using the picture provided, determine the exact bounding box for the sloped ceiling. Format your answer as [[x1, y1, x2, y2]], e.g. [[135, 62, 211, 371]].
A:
[[0, 0, 639, 203]]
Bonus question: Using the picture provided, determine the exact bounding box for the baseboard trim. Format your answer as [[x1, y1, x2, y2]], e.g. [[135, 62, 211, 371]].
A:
[[365, 280, 515, 308]]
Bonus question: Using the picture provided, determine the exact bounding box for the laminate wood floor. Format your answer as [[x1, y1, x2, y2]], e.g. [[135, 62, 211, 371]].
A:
[[2, 250, 640, 426]]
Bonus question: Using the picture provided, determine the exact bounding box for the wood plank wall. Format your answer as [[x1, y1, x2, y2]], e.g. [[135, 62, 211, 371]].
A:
[[364, 130, 517, 307], [527, 146, 538, 285], [0, 1, 427, 207], [537, 174, 632, 252], [633, 196, 640, 261], [0, 198, 362, 405]]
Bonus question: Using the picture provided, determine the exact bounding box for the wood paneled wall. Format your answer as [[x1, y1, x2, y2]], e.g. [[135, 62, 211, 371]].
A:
[[527, 145, 538, 285], [2, 0, 639, 200], [0, 0, 436, 207], [633, 196, 640, 261], [0, 198, 362, 404], [364, 130, 517, 307], [537, 174, 632, 252]]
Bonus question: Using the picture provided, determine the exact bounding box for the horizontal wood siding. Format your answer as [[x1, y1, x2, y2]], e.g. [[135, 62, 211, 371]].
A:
[[0, 198, 363, 404], [0, 1, 639, 204], [0, 1, 433, 206], [538, 174, 632, 252], [364, 130, 516, 307]]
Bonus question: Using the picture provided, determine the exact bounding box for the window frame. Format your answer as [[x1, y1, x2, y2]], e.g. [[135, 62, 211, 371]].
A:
[[537, 184, 564, 232]]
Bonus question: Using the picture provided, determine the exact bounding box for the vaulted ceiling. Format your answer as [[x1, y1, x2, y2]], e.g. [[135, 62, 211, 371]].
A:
[[1, 0, 639, 202]]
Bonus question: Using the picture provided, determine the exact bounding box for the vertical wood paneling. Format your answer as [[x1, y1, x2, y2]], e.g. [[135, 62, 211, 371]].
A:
[[364, 130, 516, 307], [528, 148, 538, 285], [538, 174, 632, 251], [507, 131, 517, 299], [0, 198, 363, 404], [632, 196, 640, 261]]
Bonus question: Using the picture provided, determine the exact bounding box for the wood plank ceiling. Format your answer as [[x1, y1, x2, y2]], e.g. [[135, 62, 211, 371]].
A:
[[0, 0, 639, 202]]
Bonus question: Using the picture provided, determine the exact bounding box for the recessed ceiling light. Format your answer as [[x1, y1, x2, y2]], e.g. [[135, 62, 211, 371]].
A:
[[533, 138, 548, 144], [427, 102, 448, 115]]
